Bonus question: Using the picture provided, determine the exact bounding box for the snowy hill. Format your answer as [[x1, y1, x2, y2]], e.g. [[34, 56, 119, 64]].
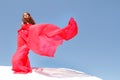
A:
[[0, 66, 102, 80]]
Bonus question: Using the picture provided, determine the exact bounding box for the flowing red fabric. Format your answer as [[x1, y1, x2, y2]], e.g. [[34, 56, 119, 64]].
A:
[[28, 17, 78, 57], [12, 17, 78, 73]]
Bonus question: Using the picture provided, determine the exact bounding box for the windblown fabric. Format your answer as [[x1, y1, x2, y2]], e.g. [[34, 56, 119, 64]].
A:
[[28, 17, 78, 57]]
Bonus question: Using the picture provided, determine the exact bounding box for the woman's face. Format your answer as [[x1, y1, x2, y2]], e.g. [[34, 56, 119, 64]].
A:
[[23, 13, 30, 19]]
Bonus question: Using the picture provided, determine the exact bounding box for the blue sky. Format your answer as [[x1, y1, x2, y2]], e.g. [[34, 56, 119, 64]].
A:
[[0, 0, 120, 80]]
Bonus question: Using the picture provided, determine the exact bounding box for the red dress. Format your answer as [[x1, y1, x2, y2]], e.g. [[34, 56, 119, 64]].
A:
[[12, 17, 78, 73]]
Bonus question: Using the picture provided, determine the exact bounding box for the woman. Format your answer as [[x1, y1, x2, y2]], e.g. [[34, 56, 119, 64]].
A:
[[12, 12, 78, 73], [12, 12, 35, 73]]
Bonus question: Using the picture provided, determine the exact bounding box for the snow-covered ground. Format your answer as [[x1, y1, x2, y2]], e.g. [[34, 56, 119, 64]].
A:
[[0, 66, 102, 80]]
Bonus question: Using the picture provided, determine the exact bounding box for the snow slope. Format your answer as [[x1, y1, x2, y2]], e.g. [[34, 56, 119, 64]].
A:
[[0, 66, 102, 80]]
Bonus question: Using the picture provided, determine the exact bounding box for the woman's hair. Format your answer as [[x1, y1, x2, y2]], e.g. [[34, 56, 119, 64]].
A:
[[22, 12, 35, 25]]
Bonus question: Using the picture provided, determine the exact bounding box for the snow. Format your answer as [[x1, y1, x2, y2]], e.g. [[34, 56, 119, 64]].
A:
[[0, 66, 102, 80]]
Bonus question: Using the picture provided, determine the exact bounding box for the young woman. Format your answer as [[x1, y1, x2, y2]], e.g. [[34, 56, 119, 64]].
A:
[[12, 12, 35, 73], [12, 12, 78, 73]]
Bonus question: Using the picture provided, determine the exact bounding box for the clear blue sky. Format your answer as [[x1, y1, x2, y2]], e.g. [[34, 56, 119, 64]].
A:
[[0, 0, 119, 80]]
